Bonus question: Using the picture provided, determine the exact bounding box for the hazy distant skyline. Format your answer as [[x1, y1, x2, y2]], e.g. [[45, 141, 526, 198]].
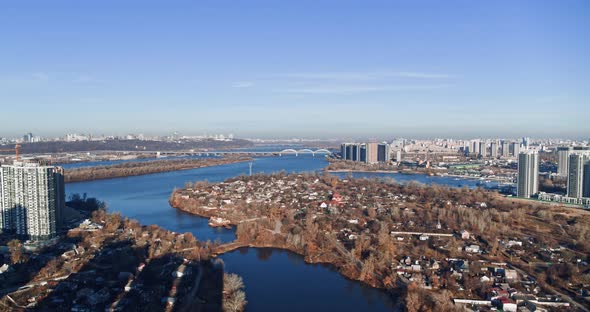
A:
[[1, 1, 588, 138]]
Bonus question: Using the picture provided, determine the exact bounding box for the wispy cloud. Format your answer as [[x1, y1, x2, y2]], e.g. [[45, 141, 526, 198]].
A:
[[277, 72, 376, 80], [233, 70, 455, 94], [32, 72, 49, 81], [11, 72, 97, 83], [275, 71, 454, 80], [232, 81, 254, 88], [72, 74, 95, 83], [282, 84, 451, 94], [395, 72, 454, 79]]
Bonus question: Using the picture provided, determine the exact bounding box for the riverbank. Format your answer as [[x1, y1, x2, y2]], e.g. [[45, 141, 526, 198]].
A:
[[170, 193, 394, 291], [169, 172, 590, 311], [0, 210, 231, 311], [63, 154, 399, 311], [64, 156, 252, 183], [326, 168, 441, 176], [325, 159, 515, 184]]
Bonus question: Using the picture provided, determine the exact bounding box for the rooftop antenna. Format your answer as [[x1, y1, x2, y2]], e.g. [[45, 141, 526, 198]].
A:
[[249, 161, 253, 176]]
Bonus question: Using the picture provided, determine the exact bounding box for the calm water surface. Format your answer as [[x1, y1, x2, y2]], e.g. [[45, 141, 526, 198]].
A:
[[66, 155, 481, 311]]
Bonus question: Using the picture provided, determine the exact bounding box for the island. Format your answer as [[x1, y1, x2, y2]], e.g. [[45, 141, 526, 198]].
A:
[[170, 172, 590, 311], [64, 156, 252, 183]]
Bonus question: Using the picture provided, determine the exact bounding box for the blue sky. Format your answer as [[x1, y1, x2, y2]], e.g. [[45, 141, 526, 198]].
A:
[[0, 0, 588, 139]]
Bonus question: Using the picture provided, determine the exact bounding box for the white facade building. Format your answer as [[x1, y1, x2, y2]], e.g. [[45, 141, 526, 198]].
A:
[[567, 153, 590, 198], [0, 162, 65, 240], [517, 151, 539, 198], [557, 147, 572, 177]]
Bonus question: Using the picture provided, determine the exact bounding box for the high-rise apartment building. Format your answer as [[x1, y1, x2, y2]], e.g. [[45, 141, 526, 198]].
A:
[[0, 162, 65, 240], [584, 162, 590, 198], [359, 145, 367, 163], [501, 141, 510, 158], [340, 143, 348, 160], [557, 147, 572, 177], [23, 132, 33, 143], [490, 141, 498, 158], [351, 144, 361, 161], [522, 137, 530, 150], [471, 140, 480, 155], [479, 141, 487, 158], [346, 144, 354, 161], [517, 151, 539, 198], [567, 153, 590, 198], [510, 142, 520, 157], [365, 143, 379, 164], [340, 142, 389, 164], [377, 143, 390, 163]]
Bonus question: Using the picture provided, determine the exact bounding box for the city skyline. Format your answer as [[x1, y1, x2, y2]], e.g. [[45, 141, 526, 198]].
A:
[[1, 1, 589, 138], [2, 2, 590, 310]]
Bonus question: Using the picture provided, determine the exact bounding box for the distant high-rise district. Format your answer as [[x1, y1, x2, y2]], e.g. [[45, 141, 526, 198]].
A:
[[0, 162, 65, 240], [494, 144, 590, 204], [339, 139, 590, 206]]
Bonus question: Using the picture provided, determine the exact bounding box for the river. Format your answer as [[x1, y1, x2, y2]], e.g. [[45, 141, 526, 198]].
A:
[[65, 155, 481, 311]]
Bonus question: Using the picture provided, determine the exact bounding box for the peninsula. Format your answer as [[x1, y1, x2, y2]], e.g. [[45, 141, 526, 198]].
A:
[[170, 173, 590, 311]]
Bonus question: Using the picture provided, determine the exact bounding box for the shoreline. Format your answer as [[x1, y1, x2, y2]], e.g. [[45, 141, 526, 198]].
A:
[[64, 157, 252, 183], [169, 192, 400, 293], [167, 171, 590, 311], [325, 168, 443, 175], [325, 168, 514, 183]]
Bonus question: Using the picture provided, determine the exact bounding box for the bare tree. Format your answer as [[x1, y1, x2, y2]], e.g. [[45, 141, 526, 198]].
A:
[[8, 239, 23, 264]]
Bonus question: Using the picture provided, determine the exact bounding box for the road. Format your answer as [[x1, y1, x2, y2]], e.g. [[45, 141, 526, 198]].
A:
[[0, 274, 70, 297], [505, 258, 589, 312], [177, 264, 204, 312]]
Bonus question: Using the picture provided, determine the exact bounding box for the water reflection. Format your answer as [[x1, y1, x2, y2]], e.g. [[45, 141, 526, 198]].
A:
[[220, 247, 399, 312], [256, 248, 274, 261]]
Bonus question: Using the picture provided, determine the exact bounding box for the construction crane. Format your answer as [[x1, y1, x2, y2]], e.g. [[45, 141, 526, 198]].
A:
[[0, 144, 21, 161]]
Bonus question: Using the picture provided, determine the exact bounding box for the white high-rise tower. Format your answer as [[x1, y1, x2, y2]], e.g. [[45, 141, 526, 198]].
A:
[[0, 162, 65, 240], [517, 151, 539, 198]]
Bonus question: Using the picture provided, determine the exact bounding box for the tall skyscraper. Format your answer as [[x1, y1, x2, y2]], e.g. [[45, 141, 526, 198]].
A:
[[365, 143, 379, 164], [522, 137, 530, 150], [510, 142, 520, 157], [517, 151, 539, 198], [377, 143, 390, 163], [351, 144, 360, 161], [567, 153, 590, 198], [341, 142, 390, 164], [359, 144, 367, 163], [501, 141, 510, 158], [584, 162, 590, 198], [479, 141, 487, 158], [557, 146, 572, 177], [345, 144, 354, 161], [490, 141, 498, 158], [463, 142, 470, 154], [471, 140, 480, 155], [23, 132, 33, 143], [0, 162, 65, 240]]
